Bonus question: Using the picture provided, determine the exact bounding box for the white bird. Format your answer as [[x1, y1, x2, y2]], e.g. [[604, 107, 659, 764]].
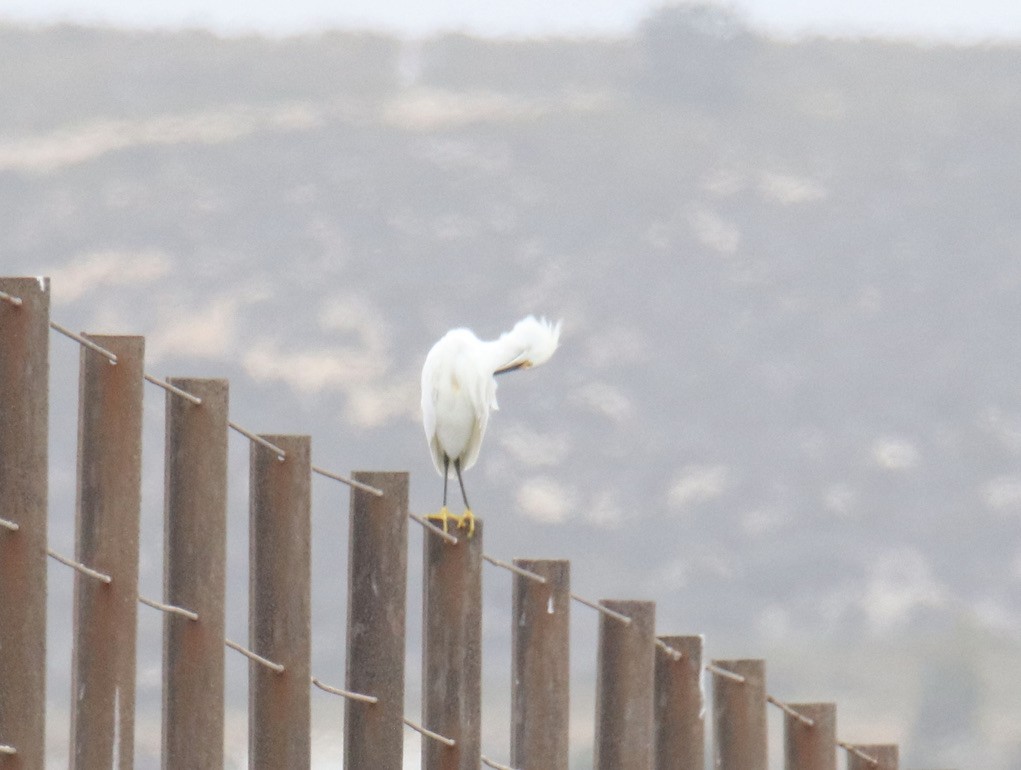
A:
[[421, 316, 561, 536]]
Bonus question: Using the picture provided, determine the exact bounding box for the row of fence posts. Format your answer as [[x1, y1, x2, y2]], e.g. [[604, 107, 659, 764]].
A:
[[2, 275, 917, 768]]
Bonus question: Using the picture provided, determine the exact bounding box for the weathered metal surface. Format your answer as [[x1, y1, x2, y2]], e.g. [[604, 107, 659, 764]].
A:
[[249, 435, 312, 768], [595, 599, 656, 770], [71, 335, 145, 769], [161, 378, 229, 768], [423, 520, 483, 770], [847, 744, 899, 770], [511, 559, 570, 770], [344, 471, 409, 770], [654, 635, 704, 770], [0, 277, 49, 769], [784, 703, 836, 770], [711, 659, 767, 770]]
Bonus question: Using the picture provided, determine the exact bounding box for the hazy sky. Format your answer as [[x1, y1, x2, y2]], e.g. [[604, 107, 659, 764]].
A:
[[1, 0, 1021, 40]]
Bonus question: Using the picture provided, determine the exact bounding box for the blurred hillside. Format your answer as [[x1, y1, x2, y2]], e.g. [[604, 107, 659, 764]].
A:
[[3, 6, 1020, 767]]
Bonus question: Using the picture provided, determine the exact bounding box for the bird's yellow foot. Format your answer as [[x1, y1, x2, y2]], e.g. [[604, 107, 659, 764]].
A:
[[424, 506, 455, 533], [456, 508, 476, 538]]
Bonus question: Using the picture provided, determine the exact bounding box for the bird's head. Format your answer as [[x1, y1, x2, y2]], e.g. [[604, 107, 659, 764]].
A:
[[494, 316, 561, 374]]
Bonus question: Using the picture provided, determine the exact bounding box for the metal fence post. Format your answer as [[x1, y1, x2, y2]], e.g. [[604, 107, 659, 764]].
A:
[[344, 471, 409, 770], [423, 520, 483, 770], [847, 744, 898, 770], [511, 558, 570, 770], [161, 378, 229, 767], [0, 277, 49, 768], [655, 635, 704, 770], [70, 335, 145, 770], [784, 703, 835, 770], [595, 599, 656, 770], [711, 659, 767, 770], [249, 435, 312, 767]]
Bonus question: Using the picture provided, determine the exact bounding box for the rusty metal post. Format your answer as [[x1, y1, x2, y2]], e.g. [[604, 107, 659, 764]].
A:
[[511, 559, 570, 770], [847, 744, 898, 770], [784, 703, 835, 770], [249, 435, 312, 768], [344, 472, 409, 770], [595, 599, 656, 770], [655, 635, 704, 770], [423, 521, 483, 770], [0, 277, 49, 768], [161, 379, 228, 767], [711, 659, 767, 770], [70, 335, 145, 769]]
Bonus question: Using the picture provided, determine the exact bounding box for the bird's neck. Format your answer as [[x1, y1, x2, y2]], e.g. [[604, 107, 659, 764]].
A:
[[484, 334, 524, 374]]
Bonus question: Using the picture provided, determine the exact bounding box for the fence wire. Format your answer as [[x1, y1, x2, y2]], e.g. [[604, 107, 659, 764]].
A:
[[0, 281, 907, 769]]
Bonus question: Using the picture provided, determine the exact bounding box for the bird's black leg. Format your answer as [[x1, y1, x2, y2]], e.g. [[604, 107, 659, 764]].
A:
[[424, 456, 454, 533], [454, 458, 475, 537], [442, 454, 450, 508], [454, 457, 470, 510]]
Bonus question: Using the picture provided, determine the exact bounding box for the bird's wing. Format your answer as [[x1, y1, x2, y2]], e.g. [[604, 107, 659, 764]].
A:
[[459, 359, 497, 471], [421, 344, 446, 475], [459, 407, 488, 471]]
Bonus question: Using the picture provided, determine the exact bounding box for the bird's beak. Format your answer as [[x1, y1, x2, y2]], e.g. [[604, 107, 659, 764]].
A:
[[495, 358, 531, 376]]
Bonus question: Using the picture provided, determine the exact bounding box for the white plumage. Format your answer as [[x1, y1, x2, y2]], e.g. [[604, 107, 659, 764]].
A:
[[420, 316, 561, 532]]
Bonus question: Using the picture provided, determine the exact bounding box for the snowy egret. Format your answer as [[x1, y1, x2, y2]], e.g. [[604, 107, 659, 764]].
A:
[[421, 316, 561, 536]]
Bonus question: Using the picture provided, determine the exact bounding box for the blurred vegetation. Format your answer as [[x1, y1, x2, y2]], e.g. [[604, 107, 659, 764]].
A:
[[3, 6, 1021, 766]]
